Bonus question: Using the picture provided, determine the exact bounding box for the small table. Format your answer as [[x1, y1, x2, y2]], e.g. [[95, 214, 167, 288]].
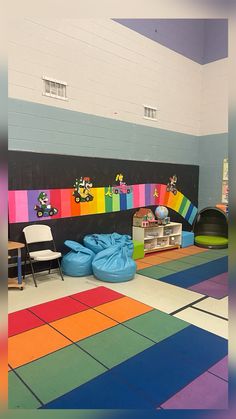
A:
[[8, 241, 25, 290]]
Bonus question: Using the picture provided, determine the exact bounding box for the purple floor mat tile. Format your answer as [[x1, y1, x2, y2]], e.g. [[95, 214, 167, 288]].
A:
[[208, 356, 228, 381], [160, 371, 228, 409], [188, 280, 228, 299], [209, 272, 228, 285]]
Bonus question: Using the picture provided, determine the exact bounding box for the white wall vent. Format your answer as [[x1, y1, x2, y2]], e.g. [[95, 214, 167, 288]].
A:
[[143, 105, 157, 121], [42, 76, 67, 100]]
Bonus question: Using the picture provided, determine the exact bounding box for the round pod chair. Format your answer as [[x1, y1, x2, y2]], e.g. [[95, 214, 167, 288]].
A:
[[193, 207, 228, 249]]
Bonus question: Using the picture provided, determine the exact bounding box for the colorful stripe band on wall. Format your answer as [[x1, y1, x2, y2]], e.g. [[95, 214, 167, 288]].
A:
[[8, 184, 197, 225]]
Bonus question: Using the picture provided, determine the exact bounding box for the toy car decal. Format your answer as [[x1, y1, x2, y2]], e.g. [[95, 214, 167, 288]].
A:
[[112, 184, 133, 194], [34, 192, 58, 217], [9, 182, 198, 225], [166, 174, 178, 195], [111, 173, 133, 195], [73, 177, 94, 203]]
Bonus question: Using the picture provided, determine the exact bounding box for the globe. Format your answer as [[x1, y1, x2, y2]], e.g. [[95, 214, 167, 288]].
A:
[[155, 206, 168, 220]]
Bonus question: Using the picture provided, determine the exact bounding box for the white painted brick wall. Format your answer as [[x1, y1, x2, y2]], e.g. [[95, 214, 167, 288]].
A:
[[9, 18, 202, 136], [199, 58, 228, 135]]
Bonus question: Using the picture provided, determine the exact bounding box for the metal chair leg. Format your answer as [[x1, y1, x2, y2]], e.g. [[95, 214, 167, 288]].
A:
[[57, 259, 64, 281], [48, 260, 52, 274], [29, 258, 37, 287], [23, 253, 27, 279]]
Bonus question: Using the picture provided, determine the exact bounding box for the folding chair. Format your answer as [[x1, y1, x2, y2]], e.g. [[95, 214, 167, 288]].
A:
[[23, 224, 64, 287]]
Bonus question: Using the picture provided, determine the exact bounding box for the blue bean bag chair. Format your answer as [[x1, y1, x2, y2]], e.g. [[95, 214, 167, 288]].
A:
[[83, 233, 133, 256], [92, 244, 136, 282], [61, 240, 95, 276]]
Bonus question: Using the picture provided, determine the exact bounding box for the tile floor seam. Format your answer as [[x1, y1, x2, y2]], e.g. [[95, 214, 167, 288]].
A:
[[10, 368, 44, 407], [26, 307, 114, 370], [24, 303, 162, 369], [191, 306, 228, 321], [26, 303, 89, 323], [18, 299, 196, 364], [12, 304, 188, 374], [80, 306, 160, 343], [10, 342, 75, 371], [207, 370, 228, 383], [68, 294, 160, 337], [10, 300, 159, 369], [8, 323, 46, 338], [169, 295, 209, 316], [11, 320, 171, 408]]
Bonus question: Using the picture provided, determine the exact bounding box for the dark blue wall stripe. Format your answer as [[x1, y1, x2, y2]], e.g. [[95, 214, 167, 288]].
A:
[[145, 184, 151, 205], [185, 202, 194, 222], [119, 193, 127, 211]]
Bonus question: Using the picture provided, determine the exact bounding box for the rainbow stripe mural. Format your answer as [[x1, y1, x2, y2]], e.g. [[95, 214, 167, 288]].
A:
[[8, 183, 198, 225]]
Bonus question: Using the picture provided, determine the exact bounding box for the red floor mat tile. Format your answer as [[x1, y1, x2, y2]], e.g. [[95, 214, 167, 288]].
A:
[[29, 296, 89, 323], [8, 309, 45, 337], [70, 286, 124, 307]]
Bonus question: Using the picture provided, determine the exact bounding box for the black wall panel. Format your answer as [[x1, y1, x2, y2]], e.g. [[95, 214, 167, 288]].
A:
[[9, 151, 199, 253]]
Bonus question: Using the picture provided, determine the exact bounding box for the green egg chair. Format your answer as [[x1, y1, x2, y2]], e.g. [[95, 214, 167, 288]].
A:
[[193, 207, 228, 249]]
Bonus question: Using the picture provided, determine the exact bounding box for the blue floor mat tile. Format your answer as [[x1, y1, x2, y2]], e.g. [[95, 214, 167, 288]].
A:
[[42, 370, 154, 409], [110, 325, 228, 406], [154, 257, 227, 288], [42, 325, 227, 409]]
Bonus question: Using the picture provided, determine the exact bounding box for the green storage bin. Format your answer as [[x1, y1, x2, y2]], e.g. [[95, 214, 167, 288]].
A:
[[132, 240, 144, 260]]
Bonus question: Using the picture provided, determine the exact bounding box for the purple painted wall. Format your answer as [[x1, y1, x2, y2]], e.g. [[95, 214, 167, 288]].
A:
[[113, 19, 228, 64], [204, 19, 228, 63]]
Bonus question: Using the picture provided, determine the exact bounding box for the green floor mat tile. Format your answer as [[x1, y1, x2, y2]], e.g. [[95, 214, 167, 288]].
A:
[[79, 324, 154, 368], [8, 371, 41, 409], [157, 260, 192, 272], [15, 344, 106, 404], [137, 266, 176, 279], [123, 310, 189, 343], [196, 250, 228, 259], [176, 255, 212, 266]]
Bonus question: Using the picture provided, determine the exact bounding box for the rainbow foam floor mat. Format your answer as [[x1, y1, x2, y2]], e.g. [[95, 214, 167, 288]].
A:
[[8, 286, 228, 409], [137, 246, 228, 299]]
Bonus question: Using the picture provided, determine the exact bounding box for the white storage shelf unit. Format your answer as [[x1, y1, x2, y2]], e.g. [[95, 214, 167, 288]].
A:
[[132, 222, 182, 254]]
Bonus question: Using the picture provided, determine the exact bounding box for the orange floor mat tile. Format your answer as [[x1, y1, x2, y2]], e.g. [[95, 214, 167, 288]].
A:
[[150, 251, 185, 261], [51, 309, 117, 342], [136, 257, 152, 263], [95, 296, 153, 323], [176, 247, 209, 255], [135, 260, 153, 270], [8, 325, 71, 369], [141, 255, 172, 265]]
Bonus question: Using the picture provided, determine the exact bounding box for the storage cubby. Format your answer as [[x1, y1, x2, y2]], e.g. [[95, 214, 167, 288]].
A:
[[133, 222, 182, 254]]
